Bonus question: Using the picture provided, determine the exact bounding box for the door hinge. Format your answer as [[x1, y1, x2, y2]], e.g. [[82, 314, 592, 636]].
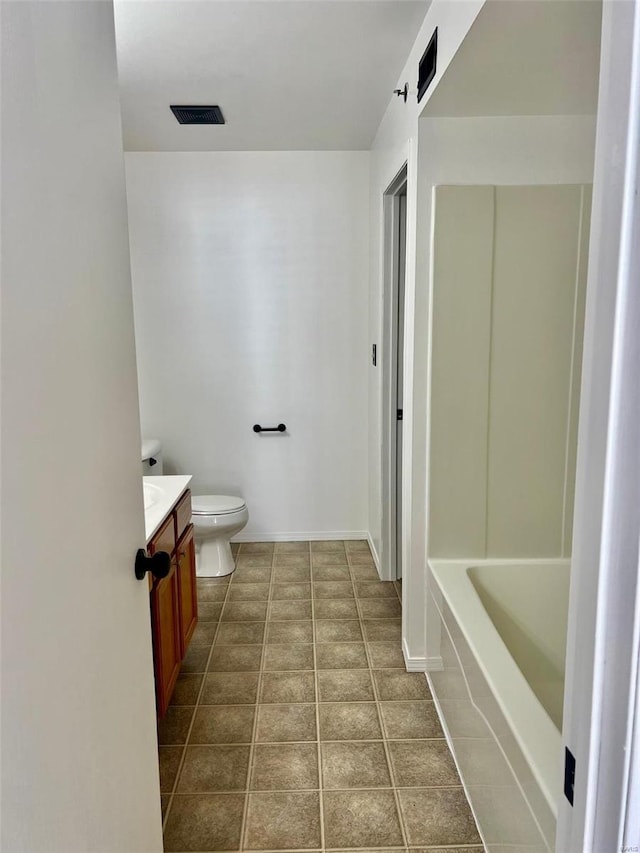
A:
[[372, 344, 377, 367], [564, 747, 575, 806], [397, 409, 403, 421]]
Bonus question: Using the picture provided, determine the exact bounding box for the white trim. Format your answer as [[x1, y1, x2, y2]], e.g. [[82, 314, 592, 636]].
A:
[[367, 532, 381, 573], [401, 637, 443, 673], [231, 531, 369, 543], [380, 164, 408, 584]]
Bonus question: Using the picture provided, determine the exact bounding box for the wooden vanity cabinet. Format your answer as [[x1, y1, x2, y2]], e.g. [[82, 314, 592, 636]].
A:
[[176, 525, 197, 655], [149, 560, 181, 719], [148, 489, 197, 718]]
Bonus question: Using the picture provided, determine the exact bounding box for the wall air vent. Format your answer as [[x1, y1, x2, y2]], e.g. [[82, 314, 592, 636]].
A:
[[170, 105, 225, 125], [417, 28, 438, 103]]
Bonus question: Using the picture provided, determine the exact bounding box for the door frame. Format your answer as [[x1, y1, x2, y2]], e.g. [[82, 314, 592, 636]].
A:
[[381, 164, 408, 582], [557, 0, 640, 848]]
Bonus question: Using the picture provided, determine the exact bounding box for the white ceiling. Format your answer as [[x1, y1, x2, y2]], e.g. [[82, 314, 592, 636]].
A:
[[114, 0, 429, 151], [422, 0, 602, 118]]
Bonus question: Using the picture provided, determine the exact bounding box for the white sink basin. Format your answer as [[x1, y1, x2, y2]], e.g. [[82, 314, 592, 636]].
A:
[[143, 481, 162, 510]]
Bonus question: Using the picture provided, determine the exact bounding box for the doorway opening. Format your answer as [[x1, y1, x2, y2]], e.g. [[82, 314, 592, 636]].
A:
[[381, 165, 408, 581]]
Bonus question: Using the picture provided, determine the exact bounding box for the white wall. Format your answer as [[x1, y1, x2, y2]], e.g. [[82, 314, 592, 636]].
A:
[[126, 151, 369, 539]]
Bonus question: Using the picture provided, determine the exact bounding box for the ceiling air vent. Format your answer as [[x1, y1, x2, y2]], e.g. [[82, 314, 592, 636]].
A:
[[170, 105, 225, 125]]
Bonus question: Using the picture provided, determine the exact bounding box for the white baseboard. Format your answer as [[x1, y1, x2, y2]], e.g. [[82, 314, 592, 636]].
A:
[[367, 532, 381, 572], [231, 530, 369, 543], [402, 638, 443, 672]]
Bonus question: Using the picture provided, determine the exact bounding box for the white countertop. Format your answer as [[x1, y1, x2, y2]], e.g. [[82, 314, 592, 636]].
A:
[[143, 475, 192, 543]]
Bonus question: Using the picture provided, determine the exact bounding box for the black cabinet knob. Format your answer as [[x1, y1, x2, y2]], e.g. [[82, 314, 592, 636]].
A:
[[135, 549, 171, 581]]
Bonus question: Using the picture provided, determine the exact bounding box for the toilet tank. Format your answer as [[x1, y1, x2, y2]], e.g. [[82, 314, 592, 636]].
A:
[[141, 438, 163, 476]]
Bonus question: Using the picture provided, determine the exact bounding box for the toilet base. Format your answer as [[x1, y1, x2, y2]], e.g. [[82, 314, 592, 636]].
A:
[[195, 537, 236, 578]]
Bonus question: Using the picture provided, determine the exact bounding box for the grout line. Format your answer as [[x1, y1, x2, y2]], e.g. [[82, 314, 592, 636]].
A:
[[309, 541, 327, 853], [346, 547, 410, 851], [238, 545, 276, 851]]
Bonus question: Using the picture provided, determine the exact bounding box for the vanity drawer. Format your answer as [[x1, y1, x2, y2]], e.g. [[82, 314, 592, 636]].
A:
[[148, 514, 175, 557], [175, 489, 192, 540]]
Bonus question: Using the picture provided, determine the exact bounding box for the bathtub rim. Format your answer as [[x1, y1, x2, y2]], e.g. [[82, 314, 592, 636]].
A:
[[429, 557, 567, 820]]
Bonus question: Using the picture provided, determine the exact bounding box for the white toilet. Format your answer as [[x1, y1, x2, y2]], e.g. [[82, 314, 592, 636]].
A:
[[191, 495, 249, 577]]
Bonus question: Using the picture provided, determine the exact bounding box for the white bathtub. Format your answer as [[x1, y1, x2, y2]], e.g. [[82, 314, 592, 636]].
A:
[[428, 558, 570, 853]]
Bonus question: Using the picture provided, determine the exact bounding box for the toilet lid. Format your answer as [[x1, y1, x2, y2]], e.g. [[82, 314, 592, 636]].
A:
[[192, 494, 246, 516]]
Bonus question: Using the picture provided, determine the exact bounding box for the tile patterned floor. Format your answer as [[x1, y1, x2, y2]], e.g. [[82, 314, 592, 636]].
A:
[[159, 540, 483, 853]]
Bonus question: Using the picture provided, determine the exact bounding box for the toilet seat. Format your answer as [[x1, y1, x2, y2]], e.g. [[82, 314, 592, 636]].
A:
[[192, 494, 247, 516]]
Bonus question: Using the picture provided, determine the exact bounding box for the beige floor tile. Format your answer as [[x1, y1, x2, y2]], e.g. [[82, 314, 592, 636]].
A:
[[200, 672, 259, 705], [398, 787, 481, 847], [379, 701, 444, 740], [313, 581, 354, 599], [164, 793, 245, 851], [190, 622, 218, 645], [359, 598, 402, 619], [316, 642, 368, 670], [198, 601, 223, 621], [231, 566, 272, 584], [171, 673, 203, 705], [208, 644, 263, 672], [159, 746, 182, 793], [389, 740, 460, 786], [227, 582, 270, 601], [344, 540, 371, 552], [319, 702, 382, 740], [311, 552, 349, 567], [244, 791, 321, 850], [313, 598, 359, 620], [367, 642, 406, 669], [177, 744, 250, 792], [275, 541, 310, 553], [221, 601, 268, 622], [356, 581, 398, 598], [317, 669, 375, 702], [266, 620, 313, 644], [350, 563, 382, 581], [273, 565, 312, 583], [321, 740, 391, 788], [323, 789, 404, 848], [271, 582, 312, 600], [374, 670, 431, 701], [158, 706, 195, 745], [240, 542, 274, 555], [349, 552, 377, 566], [270, 599, 313, 621], [180, 645, 211, 674], [197, 579, 229, 602], [251, 743, 319, 790], [362, 619, 402, 643], [255, 703, 317, 743], [312, 565, 351, 582], [310, 540, 346, 552], [215, 621, 265, 645], [260, 671, 316, 704], [236, 554, 273, 569], [274, 553, 311, 567], [315, 620, 362, 643], [189, 705, 256, 744], [160, 794, 170, 819], [263, 644, 314, 671]]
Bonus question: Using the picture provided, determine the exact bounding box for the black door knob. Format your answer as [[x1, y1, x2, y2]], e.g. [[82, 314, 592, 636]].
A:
[[135, 549, 171, 581]]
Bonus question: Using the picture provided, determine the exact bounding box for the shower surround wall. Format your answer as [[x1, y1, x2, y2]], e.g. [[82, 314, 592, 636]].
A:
[[429, 182, 591, 559], [125, 151, 369, 540]]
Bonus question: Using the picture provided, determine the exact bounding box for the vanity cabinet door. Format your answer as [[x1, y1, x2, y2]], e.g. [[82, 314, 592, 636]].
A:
[[176, 525, 198, 655], [150, 559, 181, 718]]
